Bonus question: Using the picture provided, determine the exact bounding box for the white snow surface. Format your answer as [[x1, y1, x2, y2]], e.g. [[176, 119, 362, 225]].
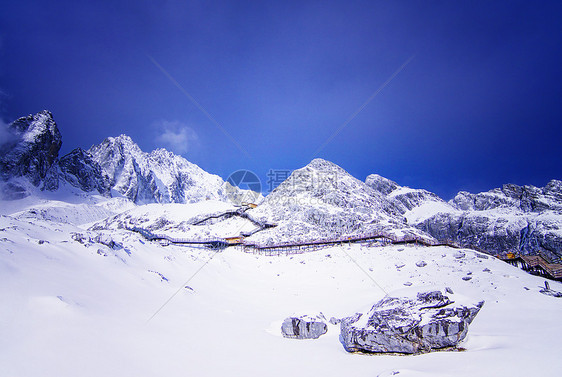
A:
[[403, 200, 459, 224], [1, 195, 562, 376], [93, 200, 258, 239]]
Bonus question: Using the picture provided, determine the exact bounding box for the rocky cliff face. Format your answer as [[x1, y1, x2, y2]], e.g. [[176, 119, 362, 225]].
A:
[[367, 174, 562, 261], [0, 111, 112, 197], [451, 181, 562, 213], [420, 181, 562, 261], [57, 148, 112, 196], [0, 110, 62, 186]]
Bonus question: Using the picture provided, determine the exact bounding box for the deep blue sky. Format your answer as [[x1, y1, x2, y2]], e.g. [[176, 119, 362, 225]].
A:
[[1, 0, 560, 199]]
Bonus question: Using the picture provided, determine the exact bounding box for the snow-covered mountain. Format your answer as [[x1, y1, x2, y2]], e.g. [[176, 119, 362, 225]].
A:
[[88, 134, 236, 204], [366, 174, 562, 261], [2, 189, 562, 377], [246, 159, 431, 245], [0, 111, 256, 206], [1, 110, 561, 259], [428, 181, 562, 261], [451, 181, 562, 213]]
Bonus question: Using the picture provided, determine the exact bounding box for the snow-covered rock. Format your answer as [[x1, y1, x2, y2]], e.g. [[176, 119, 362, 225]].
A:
[[281, 315, 328, 339], [365, 174, 452, 220], [365, 174, 399, 196], [340, 289, 484, 354]]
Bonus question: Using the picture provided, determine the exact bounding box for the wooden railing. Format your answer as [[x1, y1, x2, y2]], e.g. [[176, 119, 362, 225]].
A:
[[127, 225, 475, 256]]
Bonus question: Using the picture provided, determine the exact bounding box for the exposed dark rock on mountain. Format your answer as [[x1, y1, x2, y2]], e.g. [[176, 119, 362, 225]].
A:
[[365, 174, 448, 217], [451, 181, 562, 213], [0, 110, 61, 186], [58, 148, 111, 196], [365, 174, 399, 196], [368, 175, 562, 260], [0, 111, 111, 196], [417, 182, 562, 261]]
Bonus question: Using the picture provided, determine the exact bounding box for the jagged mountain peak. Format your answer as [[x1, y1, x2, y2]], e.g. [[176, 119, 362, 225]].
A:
[[9, 110, 55, 134], [93, 134, 143, 156], [1, 110, 250, 205], [0, 110, 62, 186], [266, 158, 385, 206], [450, 180, 562, 213], [89, 133, 238, 205], [7, 109, 60, 147], [106, 134, 134, 143], [305, 158, 343, 171], [148, 147, 196, 168], [545, 180, 562, 199]]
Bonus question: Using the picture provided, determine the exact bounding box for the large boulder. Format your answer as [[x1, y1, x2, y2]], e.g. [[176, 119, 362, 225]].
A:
[[281, 315, 328, 339], [340, 289, 484, 354]]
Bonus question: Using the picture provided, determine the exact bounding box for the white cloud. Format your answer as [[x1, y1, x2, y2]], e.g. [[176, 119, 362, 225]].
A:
[[154, 120, 199, 155]]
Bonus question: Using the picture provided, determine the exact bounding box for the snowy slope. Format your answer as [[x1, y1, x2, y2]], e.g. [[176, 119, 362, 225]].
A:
[[0, 179, 134, 224], [91, 201, 258, 239], [1, 212, 562, 377]]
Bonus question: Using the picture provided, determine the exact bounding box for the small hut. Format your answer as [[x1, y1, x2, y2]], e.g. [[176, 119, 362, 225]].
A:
[[225, 236, 244, 245]]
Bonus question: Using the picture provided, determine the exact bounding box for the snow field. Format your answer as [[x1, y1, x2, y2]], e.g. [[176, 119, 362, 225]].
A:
[[1, 213, 561, 376]]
